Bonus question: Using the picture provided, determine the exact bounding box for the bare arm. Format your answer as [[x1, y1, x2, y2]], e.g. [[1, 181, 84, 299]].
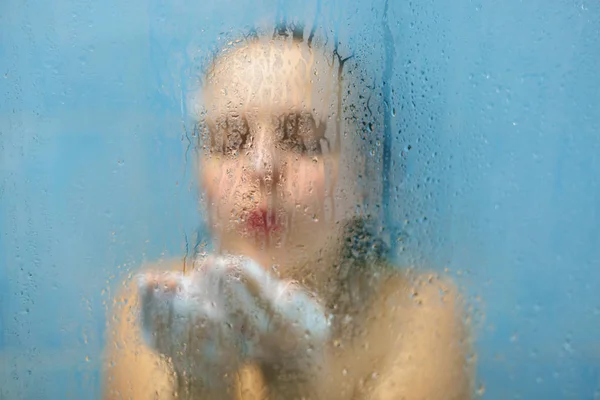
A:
[[102, 261, 179, 400], [368, 274, 473, 400], [101, 259, 269, 400]]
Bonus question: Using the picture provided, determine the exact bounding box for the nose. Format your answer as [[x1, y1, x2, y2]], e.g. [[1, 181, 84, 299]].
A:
[[250, 136, 280, 183]]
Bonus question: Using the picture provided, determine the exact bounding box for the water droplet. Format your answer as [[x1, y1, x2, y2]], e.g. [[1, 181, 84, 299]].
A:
[[476, 384, 485, 396]]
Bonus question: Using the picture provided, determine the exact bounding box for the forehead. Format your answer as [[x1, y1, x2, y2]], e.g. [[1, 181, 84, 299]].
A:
[[203, 40, 337, 121]]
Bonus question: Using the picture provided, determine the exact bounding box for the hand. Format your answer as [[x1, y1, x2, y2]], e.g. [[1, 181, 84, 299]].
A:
[[137, 255, 331, 376], [229, 256, 331, 363], [136, 264, 243, 385]]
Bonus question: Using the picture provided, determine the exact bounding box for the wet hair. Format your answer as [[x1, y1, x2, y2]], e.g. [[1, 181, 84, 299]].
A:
[[196, 22, 351, 158]]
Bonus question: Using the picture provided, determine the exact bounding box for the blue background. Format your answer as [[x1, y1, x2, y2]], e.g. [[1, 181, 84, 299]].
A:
[[1, 0, 599, 398]]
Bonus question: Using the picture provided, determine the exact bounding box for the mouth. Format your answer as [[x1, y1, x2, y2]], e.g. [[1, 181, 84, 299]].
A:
[[246, 207, 282, 234]]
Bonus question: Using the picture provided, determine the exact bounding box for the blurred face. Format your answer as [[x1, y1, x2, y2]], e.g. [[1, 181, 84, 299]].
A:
[[200, 39, 345, 255]]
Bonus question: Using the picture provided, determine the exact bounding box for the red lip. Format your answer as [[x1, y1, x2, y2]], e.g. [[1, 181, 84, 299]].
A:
[[247, 208, 281, 233]]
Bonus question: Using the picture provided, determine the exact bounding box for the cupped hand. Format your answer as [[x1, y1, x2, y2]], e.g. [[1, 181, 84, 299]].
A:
[[137, 255, 331, 376]]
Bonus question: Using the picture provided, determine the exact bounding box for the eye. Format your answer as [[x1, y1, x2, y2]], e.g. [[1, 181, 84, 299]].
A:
[[225, 114, 252, 154], [208, 114, 252, 156], [298, 112, 325, 155], [274, 112, 324, 156], [207, 119, 226, 153]]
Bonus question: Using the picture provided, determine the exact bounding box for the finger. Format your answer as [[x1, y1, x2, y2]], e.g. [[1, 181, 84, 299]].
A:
[[161, 273, 178, 291], [137, 272, 181, 298], [231, 258, 272, 298]]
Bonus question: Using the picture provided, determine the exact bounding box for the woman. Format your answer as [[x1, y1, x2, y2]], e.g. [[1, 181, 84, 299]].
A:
[[102, 25, 473, 400]]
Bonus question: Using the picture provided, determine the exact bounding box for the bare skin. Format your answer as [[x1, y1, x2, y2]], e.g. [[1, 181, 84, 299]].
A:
[[102, 37, 473, 400]]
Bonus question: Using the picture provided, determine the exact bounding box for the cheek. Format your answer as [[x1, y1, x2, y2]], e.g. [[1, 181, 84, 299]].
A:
[[202, 158, 252, 213], [287, 161, 326, 202], [202, 159, 238, 203]]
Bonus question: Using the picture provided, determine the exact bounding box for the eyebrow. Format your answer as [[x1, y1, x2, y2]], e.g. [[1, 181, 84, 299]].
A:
[[279, 112, 326, 155], [208, 111, 328, 154]]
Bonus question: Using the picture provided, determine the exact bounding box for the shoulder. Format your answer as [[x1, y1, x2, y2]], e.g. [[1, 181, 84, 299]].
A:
[[375, 266, 464, 316], [368, 266, 469, 358], [367, 267, 473, 399]]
